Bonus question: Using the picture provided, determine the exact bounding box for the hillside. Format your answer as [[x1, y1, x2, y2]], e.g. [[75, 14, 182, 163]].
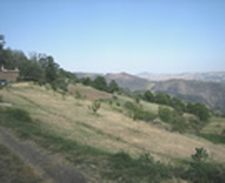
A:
[[75, 72, 152, 91], [152, 79, 225, 114], [103, 73, 225, 114], [1, 83, 225, 182], [105, 72, 152, 91]]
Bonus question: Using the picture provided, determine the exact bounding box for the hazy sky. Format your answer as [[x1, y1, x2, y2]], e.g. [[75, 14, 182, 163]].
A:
[[1, 0, 225, 74]]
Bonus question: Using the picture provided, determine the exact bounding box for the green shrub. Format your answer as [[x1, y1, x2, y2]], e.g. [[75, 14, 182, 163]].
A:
[[135, 97, 140, 104], [124, 101, 156, 122], [92, 100, 101, 113], [105, 152, 172, 183], [116, 102, 121, 107], [75, 91, 82, 99], [0, 95, 3, 102], [186, 103, 210, 121], [199, 133, 225, 144], [192, 147, 208, 162], [6, 108, 33, 122], [112, 95, 118, 100], [158, 107, 187, 133], [108, 100, 113, 105], [183, 161, 225, 183]]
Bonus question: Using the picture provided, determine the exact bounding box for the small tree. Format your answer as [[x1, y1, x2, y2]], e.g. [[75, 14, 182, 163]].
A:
[[92, 100, 101, 113], [81, 77, 91, 86], [135, 97, 140, 104], [75, 91, 82, 99], [92, 76, 108, 91], [0, 34, 5, 50], [144, 90, 154, 102], [192, 147, 208, 162], [108, 80, 119, 93]]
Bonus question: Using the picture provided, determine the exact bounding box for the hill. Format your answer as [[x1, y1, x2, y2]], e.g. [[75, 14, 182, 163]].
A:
[[1, 82, 225, 182], [138, 72, 225, 83], [152, 79, 225, 114], [105, 72, 151, 91], [103, 73, 225, 114], [75, 72, 151, 91]]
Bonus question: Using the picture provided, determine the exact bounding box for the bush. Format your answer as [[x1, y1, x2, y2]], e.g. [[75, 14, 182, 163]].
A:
[[186, 103, 210, 121], [105, 152, 172, 183], [6, 108, 33, 122], [134, 97, 140, 104], [92, 100, 101, 113], [75, 91, 82, 99], [116, 102, 120, 107], [143, 90, 154, 102], [112, 95, 118, 100], [192, 147, 208, 162], [124, 101, 156, 122], [158, 107, 187, 133], [198, 133, 225, 144]]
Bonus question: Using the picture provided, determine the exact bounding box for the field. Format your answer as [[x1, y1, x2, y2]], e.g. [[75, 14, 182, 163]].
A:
[[0, 82, 225, 182]]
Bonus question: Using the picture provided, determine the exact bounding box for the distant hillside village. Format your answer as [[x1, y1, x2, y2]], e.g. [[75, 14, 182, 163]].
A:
[[0, 65, 19, 85]]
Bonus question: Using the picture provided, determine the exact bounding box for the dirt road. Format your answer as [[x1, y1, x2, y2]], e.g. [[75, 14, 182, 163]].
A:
[[0, 127, 86, 183]]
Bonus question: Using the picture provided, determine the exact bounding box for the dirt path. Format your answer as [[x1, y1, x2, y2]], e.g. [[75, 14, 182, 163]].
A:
[[0, 127, 86, 183]]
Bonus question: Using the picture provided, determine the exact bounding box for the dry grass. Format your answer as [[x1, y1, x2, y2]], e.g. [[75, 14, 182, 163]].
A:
[[68, 83, 112, 101], [1, 82, 225, 162], [201, 116, 225, 135]]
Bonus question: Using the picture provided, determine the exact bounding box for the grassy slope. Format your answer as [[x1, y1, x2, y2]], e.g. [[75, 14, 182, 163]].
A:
[[199, 117, 225, 144], [1, 82, 225, 161]]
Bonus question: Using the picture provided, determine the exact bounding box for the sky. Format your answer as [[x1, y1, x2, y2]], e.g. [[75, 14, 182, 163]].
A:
[[1, 0, 225, 74]]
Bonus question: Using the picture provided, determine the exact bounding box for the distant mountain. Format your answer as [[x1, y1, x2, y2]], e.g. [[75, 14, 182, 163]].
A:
[[138, 72, 225, 83], [105, 72, 152, 91], [104, 73, 225, 114], [75, 72, 102, 80], [74, 71, 225, 114], [75, 72, 152, 91], [152, 79, 225, 114]]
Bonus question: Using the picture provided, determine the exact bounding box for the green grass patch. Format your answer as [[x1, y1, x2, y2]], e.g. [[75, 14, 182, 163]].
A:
[[182, 161, 225, 183], [199, 133, 225, 144], [104, 152, 174, 183], [124, 101, 156, 122]]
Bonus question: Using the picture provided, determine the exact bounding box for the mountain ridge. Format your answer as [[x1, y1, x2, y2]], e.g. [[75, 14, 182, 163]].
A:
[[138, 71, 225, 83], [74, 71, 225, 114]]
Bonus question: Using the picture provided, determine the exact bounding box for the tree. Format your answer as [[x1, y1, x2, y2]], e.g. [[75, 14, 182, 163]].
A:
[[186, 103, 210, 121], [20, 60, 45, 82], [81, 77, 91, 85], [0, 34, 5, 50], [144, 90, 154, 102], [44, 56, 59, 84], [158, 107, 173, 123], [92, 76, 108, 91], [108, 80, 119, 93], [171, 97, 186, 114], [192, 147, 208, 162], [155, 93, 171, 105]]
